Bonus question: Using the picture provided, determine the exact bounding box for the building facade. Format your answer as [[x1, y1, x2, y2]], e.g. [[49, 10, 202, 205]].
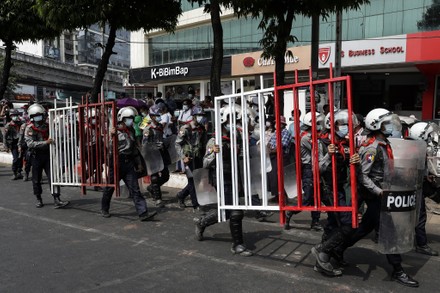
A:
[[130, 0, 440, 120]]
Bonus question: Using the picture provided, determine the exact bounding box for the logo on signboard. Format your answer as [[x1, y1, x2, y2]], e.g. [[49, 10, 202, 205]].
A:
[[243, 57, 255, 67], [319, 47, 331, 65]]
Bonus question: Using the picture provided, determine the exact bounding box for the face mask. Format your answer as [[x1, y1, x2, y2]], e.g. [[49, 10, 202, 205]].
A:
[[382, 123, 394, 136], [266, 121, 271, 127], [124, 118, 133, 127], [33, 115, 43, 122], [155, 116, 162, 123], [196, 116, 204, 124], [182, 105, 189, 111], [337, 125, 348, 137], [12, 116, 19, 121], [141, 112, 147, 117], [224, 124, 231, 132], [91, 119, 96, 125], [316, 125, 323, 132]]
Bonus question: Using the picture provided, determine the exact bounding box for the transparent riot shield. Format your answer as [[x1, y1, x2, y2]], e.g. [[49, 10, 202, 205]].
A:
[[378, 138, 426, 254], [164, 134, 179, 164], [248, 145, 272, 197], [284, 164, 298, 199], [142, 142, 164, 175], [193, 168, 217, 205]]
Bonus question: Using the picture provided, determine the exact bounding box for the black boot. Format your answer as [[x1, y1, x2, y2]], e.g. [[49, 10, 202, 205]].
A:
[[230, 211, 253, 256], [11, 172, 18, 180], [35, 195, 44, 208], [391, 270, 419, 287], [53, 195, 70, 209], [284, 210, 300, 230], [311, 244, 342, 276], [16, 172, 23, 180], [194, 209, 217, 241], [151, 185, 164, 208]]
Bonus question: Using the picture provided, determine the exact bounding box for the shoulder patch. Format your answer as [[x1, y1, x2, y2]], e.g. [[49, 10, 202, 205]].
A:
[[365, 148, 376, 163]]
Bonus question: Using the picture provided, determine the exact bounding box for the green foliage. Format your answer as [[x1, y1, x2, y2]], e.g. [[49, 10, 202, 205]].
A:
[[36, 0, 182, 34], [0, 0, 61, 43], [418, 1, 440, 30]]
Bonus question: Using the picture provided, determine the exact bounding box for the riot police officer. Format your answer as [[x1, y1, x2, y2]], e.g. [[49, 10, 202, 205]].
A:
[[342, 108, 419, 287], [175, 105, 207, 210], [3, 109, 24, 180], [285, 112, 324, 231], [143, 105, 171, 207], [24, 104, 69, 208], [194, 104, 253, 256], [408, 122, 439, 256], [101, 106, 157, 221], [311, 110, 360, 276]]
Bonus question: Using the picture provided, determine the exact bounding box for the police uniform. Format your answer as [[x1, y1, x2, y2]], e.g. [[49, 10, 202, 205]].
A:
[[143, 121, 171, 207], [175, 121, 207, 208], [18, 122, 32, 181], [3, 118, 24, 179], [24, 119, 68, 208], [194, 134, 252, 256], [345, 135, 408, 279], [101, 123, 155, 220]]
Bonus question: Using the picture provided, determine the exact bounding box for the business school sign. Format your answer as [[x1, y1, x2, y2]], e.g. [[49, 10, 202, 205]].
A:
[[129, 57, 231, 84], [319, 35, 407, 68], [231, 46, 310, 76]]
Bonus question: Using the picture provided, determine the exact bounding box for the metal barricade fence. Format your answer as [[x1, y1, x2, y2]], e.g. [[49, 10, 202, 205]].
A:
[[274, 65, 358, 228], [214, 78, 277, 222], [214, 67, 358, 228], [49, 97, 81, 192], [49, 95, 119, 197]]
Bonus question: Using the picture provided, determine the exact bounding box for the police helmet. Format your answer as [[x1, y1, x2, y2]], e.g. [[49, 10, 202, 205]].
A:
[[28, 103, 46, 117], [117, 106, 138, 122], [409, 122, 440, 144], [302, 112, 324, 128], [220, 104, 242, 124]]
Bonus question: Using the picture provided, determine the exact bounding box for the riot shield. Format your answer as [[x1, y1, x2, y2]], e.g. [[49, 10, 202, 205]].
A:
[[378, 138, 426, 254], [164, 134, 179, 164], [193, 168, 217, 205], [284, 163, 298, 199], [142, 142, 164, 175], [248, 145, 272, 197]]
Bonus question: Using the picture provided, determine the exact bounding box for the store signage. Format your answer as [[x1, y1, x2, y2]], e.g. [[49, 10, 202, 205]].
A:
[[257, 54, 300, 67], [319, 35, 407, 68], [243, 57, 255, 67], [319, 47, 331, 65], [151, 65, 189, 79]]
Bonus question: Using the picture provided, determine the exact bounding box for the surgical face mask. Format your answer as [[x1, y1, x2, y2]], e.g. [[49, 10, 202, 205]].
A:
[[224, 124, 231, 132], [182, 105, 189, 111], [316, 125, 323, 132], [12, 116, 19, 121], [33, 115, 43, 122], [266, 121, 271, 127], [382, 123, 394, 136], [336, 124, 348, 137], [196, 116, 204, 124], [154, 116, 162, 123], [124, 118, 134, 127], [91, 118, 96, 125]]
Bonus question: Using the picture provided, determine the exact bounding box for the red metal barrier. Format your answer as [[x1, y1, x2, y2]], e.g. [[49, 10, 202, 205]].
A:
[[274, 66, 359, 228], [78, 95, 119, 196]]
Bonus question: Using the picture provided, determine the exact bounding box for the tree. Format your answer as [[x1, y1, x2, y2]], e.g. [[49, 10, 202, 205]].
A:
[[188, 0, 231, 98], [418, 0, 440, 30], [36, 0, 182, 102], [0, 0, 61, 100], [234, 0, 369, 112]]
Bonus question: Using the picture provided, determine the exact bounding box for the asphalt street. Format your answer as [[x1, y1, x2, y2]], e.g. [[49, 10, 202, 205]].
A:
[[0, 163, 440, 293]]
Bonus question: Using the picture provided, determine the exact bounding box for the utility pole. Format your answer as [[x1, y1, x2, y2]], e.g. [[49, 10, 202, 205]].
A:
[[101, 25, 105, 101]]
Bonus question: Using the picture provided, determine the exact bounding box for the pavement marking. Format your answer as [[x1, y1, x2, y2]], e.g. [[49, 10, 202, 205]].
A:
[[0, 206, 379, 292]]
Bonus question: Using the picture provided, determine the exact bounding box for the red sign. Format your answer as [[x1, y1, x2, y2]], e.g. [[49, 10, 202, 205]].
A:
[[243, 56, 255, 67], [319, 47, 331, 65]]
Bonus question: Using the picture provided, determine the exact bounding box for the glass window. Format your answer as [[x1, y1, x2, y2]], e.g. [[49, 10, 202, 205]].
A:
[[365, 15, 384, 38], [365, 0, 384, 16], [403, 7, 424, 32], [403, 0, 425, 10], [384, 0, 403, 13], [346, 17, 364, 40], [384, 11, 403, 35]]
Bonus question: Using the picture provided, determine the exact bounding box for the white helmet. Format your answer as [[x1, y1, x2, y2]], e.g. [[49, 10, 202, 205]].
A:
[[88, 108, 96, 118], [302, 112, 324, 128], [220, 104, 242, 124], [325, 109, 359, 129], [117, 106, 138, 122], [364, 108, 393, 131], [28, 103, 46, 117], [409, 122, 440, 144]]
